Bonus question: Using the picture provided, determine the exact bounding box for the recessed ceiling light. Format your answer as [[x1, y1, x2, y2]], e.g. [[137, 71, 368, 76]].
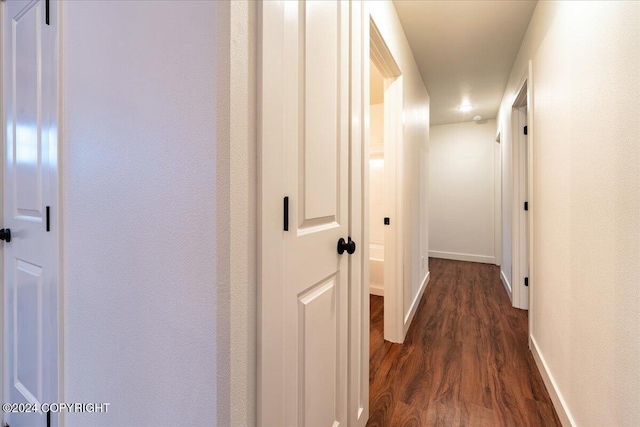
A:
[[473, 115, 482, 121], [458, 104, 473, 112]]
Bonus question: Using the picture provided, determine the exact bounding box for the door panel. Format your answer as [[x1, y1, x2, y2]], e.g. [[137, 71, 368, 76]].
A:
[[3, 1, 59, 426], [298, 275, 338, 426], [301, 1, 339, 222], [15, 260, 43, 403], [14, 4, 44, 219]]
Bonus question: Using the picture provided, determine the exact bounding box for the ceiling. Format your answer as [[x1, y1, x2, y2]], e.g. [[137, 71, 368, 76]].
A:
[[393, 0, 537, 126]]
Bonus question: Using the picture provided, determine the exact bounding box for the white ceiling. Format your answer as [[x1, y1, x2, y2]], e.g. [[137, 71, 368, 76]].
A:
[[393, 0, 537, 126]]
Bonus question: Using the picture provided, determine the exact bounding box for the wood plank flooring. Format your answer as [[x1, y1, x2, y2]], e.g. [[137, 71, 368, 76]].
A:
[[367, 258, 561, 427]]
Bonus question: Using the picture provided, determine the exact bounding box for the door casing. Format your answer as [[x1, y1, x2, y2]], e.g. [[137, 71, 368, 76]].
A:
[[368, 17, 405, 344], [348, 1, 367, 425], [510, 64, 534, 316]]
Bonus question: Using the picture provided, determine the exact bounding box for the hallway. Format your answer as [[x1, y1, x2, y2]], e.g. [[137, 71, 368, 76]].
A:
[[368, 258, 561, 426]]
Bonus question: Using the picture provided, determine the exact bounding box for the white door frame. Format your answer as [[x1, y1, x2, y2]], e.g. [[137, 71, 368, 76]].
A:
[[525, 61, 535, 340], [369, 16, 404, 344], [494, 129, 502, 267], [510, 63, 534, 314], [0, 0, 63, 424], [54, 0, 64, 418], [0, 2, 4, 420], [348, 1, 368, 425], [256, 1, 285, 420]]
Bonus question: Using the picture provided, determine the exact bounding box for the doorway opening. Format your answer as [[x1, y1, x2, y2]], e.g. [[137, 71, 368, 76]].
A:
[[367, 60, 385, 300], [367, 19, 404, 344], [511, 79, 529, 310]]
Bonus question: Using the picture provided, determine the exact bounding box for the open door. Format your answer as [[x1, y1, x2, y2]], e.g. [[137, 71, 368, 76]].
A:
[[511, 80, 529, 310], [2, 1, 60, 426], [258, 1, 353, 426]]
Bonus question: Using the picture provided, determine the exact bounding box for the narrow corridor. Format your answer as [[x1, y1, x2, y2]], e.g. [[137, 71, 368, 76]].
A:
[[368, 258, 561, 426]]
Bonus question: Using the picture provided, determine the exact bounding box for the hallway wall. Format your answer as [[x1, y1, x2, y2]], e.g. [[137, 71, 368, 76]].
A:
[[369, 103, 385, 248], [498, 2, 640, 425], [428, 120, 497, 264], [369, 103, 385, 295], [61, 1, 228, 426], [369, 1, 430, 337]]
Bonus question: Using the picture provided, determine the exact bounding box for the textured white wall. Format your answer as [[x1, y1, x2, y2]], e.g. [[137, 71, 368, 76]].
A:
[[369, 103, 384, 150], [369, 103, 385, 247], [61, 1, 225, 426], [429, 120, 496, 264], [498, 2, 640, 425], [369, 1, 430, 327]]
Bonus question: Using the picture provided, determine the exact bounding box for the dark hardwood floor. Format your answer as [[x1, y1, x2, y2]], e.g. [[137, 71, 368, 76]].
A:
[[367, 258, 561, 427]]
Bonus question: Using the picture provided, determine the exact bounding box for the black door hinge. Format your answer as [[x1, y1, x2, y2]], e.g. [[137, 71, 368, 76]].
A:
[[384, 217, 390, 225], [46, 206, 50, 232], [524, 201, 528, 211], [283, 197, 289, 231], [45, 0, 50, 25], [524, 125, 528, 135], [524, 277, 529, 287]]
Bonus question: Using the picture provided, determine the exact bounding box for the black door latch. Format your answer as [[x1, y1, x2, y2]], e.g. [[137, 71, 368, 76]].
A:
[[0, 228, 11, 243], [337, 237, 356, 255]]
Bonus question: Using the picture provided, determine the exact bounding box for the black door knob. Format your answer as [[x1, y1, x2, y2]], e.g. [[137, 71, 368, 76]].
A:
[[337, 236, 356, 255], [0, 228, 11, 243]]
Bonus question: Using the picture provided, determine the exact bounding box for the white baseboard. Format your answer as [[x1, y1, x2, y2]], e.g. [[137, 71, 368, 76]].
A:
[[500, 270, 512, 301], [429, 250, 495, 264], [530, 336, 575, 427], [403, 271, 430, 334], [369, 283, 384, 297]]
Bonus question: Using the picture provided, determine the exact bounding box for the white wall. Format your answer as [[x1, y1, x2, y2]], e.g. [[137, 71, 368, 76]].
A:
[[369, 1, 430, 335], [369, 103, 384, 295], [498, 2, 640, 425], [61, 2, 229, 426], [429, 120, 497, 264], [369, 103, 385, 247], [370, 103, 384, 149], [370, 60, 385, 104]]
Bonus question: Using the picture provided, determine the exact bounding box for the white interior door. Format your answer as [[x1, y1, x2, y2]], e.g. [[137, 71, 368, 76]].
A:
[[523, 107, 529, 306], [516, 105, 529, 309], [259, 1, 351, 426], [2, 1, 59, 426]]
